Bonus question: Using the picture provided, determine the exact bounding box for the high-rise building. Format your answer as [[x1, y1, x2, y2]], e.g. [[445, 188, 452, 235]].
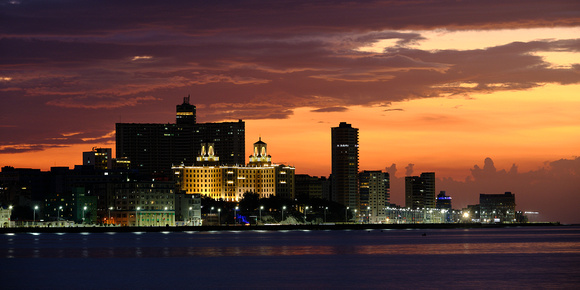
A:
[[193, 120, 245, 166], [116, 97, 245, 177], [358, 170, 390, 223], [176, 95, 196, 125], [331, 122, 359, 211], [405, 172, 435, 209]]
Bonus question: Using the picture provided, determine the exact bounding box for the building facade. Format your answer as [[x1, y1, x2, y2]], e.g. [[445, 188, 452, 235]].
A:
[[110, 181, 176, 226], [173, 138, 295, 202], [331, 122, 359, 211], [116, 97, 245, 177], [83, 147, 112, 170], [359, 170, 390, 223], [405, 172, 435, 209], [480, 192, 516, 223]]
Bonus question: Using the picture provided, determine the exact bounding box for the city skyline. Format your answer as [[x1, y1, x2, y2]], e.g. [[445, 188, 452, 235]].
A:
[[1, 1, 579, 223]]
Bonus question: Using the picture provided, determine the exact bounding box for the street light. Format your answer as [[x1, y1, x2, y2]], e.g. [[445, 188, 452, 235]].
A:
[[189, 206, 193, 226], [83, 206, 87, 225], [345, 206, 349, 223], [304, 206, 308, 223], [164, 207, 168, 226], [108, 207, 113, 225], [211, 207, 214, 214], [234, 206, 238, 225], [137, 207, 141, 226], [57, 206, 62, 223], [354, 209, 357, 223], [324, 207, 328, 223], [367, 206, 371, 224], [33, 205, 38, 226], [259, 206, 263, 224], [281, 206, 286, 223], [218, 208, 221, 225]]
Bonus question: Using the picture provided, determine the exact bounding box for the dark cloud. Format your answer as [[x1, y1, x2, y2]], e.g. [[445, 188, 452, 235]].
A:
[[311, 107, 348, 113], [405, 163, 415, 176]]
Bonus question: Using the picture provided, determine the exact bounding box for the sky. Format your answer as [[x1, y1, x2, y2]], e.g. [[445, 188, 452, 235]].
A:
[[1, 0, 579, 223]]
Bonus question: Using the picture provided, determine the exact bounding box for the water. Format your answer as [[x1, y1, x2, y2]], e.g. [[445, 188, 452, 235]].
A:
[[1, 226, 579, 289]]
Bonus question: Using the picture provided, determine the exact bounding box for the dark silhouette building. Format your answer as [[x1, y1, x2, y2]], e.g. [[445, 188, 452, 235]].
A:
[[331, 122, 359, 211], [436, 191, 452, 209], [405, 172, 435, 209], [480, 192, 516, 223], [116, 96, 245, 177]]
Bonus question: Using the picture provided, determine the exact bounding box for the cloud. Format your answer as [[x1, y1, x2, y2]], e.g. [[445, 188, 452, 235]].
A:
[[405, 163, 415, 176], [1, 0, 579, 156], [310, 107, 348, 113], [46, 95, 161, 109]]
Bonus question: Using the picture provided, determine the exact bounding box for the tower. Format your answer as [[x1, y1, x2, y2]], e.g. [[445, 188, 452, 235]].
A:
[[331, 122, 359, 211], [248, 137, 271, 167], [176, 95, 196, 125]]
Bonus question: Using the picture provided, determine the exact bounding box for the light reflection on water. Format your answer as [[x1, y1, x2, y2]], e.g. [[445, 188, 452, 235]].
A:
[[2, 227, 580, 289], [1, 226, 579, 258]]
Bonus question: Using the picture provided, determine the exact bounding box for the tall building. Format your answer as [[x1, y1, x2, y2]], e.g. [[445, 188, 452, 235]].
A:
[[331, 122, 359, 211], [116, 97, 245, 177], [193, 120, 245, 166], [405, 172, 435, 209], [176, 95, 196, 125], [358, 170, 390, 223], [173, 138, 294, 202]]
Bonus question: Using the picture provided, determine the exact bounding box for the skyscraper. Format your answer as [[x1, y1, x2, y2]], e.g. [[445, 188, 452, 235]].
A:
[[331, 122, 359, 211], [405, 172, 436, 209]]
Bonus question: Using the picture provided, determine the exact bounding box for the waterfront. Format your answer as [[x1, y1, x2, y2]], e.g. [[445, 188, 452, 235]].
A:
[[2, 226, 579, 288]]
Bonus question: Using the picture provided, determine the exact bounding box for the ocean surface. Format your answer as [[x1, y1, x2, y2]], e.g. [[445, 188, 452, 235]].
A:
[[1, 226, 579, 289]]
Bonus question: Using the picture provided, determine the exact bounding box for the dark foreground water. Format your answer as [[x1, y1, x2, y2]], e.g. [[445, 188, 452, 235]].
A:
[[1, 226, 579, 289]]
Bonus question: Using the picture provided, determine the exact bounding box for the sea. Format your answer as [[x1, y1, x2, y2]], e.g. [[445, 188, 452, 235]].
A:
[[1, 226, 579, 289]]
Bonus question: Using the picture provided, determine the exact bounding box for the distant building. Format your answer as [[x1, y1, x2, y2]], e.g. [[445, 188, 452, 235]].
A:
[[331, 122, 359, 211], [175, 193, 202, 226], [295, 175, 326, 200], [405, 172, 435, 209], [436, 191, 452, 210], [111, 181, 176, 226], [83, 147, 112, 170], [173, 138, 295, 202], [358, 170, 390, 223], [480, 192, 516, 223], [1, 206, 12, 228], [116, 96, 245, 178]]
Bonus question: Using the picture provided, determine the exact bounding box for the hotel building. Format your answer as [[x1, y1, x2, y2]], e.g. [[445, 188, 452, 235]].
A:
[[173, 138, 295, 202]]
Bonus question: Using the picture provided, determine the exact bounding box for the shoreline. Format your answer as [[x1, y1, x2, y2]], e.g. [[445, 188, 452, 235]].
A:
[[0, 222, 562, 234]]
